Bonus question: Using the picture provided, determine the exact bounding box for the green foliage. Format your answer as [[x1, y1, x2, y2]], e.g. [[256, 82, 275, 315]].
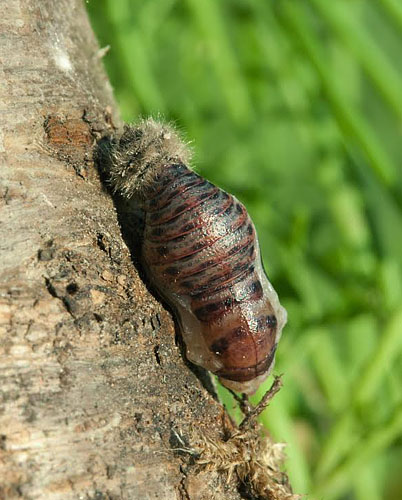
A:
[[87, 1, 402, 498]]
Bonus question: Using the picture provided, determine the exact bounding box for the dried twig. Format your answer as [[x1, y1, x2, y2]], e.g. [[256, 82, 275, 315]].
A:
[[239, 375, 283, 430]]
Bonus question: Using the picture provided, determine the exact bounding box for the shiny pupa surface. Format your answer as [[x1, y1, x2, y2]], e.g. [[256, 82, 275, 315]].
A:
[[101, 119, 287, 394]]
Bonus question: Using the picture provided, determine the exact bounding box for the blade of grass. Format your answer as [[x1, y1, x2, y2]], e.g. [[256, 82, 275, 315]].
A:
[[310, 0, 402, 123], [184, 0, 253, 125], [279, 335, 329, 415], [346, 314, 378, 380], [106, 0, 166, 113], [250, 0, 316, 148], [359, 164, 402, 267], [280, 0, 397, 186], [379, 259, 402, 312], [355, 306, 402, 406], [308, 332, 349, 413], [315, 306, 402, 478], [378, 0, 402, 33], [312, 405, 402, 499], [137, 0, 176, 40], [354, 465, 383, 500], [329, 184, 370, 249], [315, 412, 356, 480]]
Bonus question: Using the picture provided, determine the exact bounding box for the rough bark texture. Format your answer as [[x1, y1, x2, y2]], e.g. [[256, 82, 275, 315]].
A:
[[0, 1, 243, 499]]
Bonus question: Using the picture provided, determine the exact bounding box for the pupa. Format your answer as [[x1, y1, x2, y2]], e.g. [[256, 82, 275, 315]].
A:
[[100, 119, 287, 395]]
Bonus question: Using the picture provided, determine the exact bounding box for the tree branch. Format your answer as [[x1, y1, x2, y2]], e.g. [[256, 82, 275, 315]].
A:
[[0, 2, 296, 499]]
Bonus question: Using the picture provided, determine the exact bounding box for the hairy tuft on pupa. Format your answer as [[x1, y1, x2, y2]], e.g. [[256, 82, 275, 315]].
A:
[[99, 118, 192, 199]]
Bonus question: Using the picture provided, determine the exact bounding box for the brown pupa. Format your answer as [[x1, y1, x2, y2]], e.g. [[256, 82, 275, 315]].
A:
[[100, 119, 287, 394]]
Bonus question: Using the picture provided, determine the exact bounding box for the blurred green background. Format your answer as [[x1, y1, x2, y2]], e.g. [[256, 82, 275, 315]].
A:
[[87, 0, 402, 498]]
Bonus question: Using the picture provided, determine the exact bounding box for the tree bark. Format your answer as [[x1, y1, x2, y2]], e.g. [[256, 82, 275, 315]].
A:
[[0, 1, 243, 499]]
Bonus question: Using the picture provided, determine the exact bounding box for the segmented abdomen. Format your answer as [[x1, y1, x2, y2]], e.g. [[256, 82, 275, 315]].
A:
[[142, 163, 280, 388]]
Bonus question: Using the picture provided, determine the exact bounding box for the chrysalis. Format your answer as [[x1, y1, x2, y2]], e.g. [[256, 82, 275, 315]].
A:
[[100, 119, 287, 394]]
